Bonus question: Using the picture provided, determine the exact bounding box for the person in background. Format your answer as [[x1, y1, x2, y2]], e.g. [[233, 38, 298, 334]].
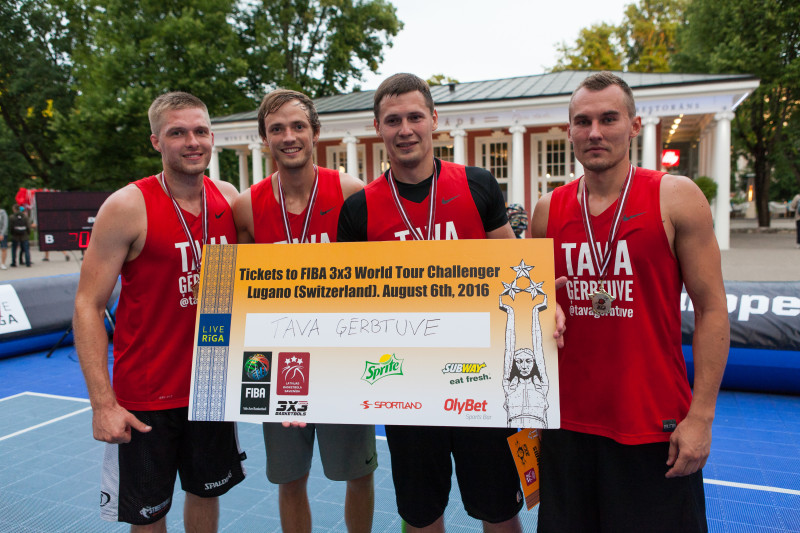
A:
[[790, 193, 800, 249], [0, 206, 8, 269], [506, 203, 528, 238], [9, 204, 32, 267]]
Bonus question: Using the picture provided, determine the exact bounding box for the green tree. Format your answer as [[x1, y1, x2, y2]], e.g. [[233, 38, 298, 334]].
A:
[[426, 74, 460, 86], [0, 0, 76, 193], [619, 0, 685, 72], [551, 23, 624, 72], [236, 0, 403, 98], [673, 0, 800, 226], [551, 0, 684, 73], [55, 0, 253, 191]]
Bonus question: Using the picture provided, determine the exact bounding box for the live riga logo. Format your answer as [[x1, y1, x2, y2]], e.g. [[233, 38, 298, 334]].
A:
[[197, 314, 232, 346]]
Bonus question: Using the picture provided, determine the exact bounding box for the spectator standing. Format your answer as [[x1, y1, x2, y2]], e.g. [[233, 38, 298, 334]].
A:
[[0, 207, 8, 269], [9, 205, 32, 267]]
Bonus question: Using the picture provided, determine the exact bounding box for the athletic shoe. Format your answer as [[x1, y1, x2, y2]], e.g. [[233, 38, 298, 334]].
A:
[[66, 255, 71, 261], [0, 264, 7, 270], [42, 257, 49, 261]]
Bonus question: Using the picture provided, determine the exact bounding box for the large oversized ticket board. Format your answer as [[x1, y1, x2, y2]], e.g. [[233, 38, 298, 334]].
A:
[[189, 239, 559, 428]]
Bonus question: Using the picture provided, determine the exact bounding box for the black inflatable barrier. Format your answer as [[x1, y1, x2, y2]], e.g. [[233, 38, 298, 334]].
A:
[[2, 276, 798, 394], [0, 274, 119, 359], [682, 281, 800, 394]]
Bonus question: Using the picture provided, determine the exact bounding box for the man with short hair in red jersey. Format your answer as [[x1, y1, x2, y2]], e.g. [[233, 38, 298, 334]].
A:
[[74, 92, 245, 532], [338, 73, 565, 533], [232, 89, 373, 533], [531, 71, 730, 532]]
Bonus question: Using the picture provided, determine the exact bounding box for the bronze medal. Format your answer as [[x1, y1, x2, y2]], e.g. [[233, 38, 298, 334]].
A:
[[191, 282, 199, 299], [579, 166, 635, 317], [589, 283, 614, 316]]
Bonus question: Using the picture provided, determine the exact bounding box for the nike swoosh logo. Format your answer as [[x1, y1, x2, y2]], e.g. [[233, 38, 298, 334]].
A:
[[442, 195, 459, 205], [215, 211, 225, 219], [320, 208, 335, 216], [365, 453, 377, 465], [622, 212, 645, 222]]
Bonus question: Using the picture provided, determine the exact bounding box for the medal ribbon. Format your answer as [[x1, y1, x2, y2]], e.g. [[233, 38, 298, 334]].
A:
[[386, 159, 438, 241], [580, 165, 635, 282], [160, 172, 206, 274], [277, 165, 319, 244]]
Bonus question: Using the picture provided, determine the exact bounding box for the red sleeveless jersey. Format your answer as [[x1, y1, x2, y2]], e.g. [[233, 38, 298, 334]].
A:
[[251, 167, 343, 244], [365, 161, 485, 241], [113, 176, 237, 411], [547, 168, 691, 444]]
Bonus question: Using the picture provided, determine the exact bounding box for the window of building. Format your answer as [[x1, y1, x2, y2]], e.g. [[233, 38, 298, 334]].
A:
[[326, 145, 366, 181], [476, 136, 510, 201], [531, 129, 575, 195], [372, 140, 455, 180]]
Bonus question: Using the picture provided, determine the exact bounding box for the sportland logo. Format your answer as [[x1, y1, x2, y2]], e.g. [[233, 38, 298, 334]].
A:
[[361, 400, 422, 409], [361, 353, 404, 384]]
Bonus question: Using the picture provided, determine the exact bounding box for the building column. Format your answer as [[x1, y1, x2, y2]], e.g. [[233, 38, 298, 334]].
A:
[[249, 143, 264, 185], [236, 149, 250, 192], [699, 127, 712, 178], [209, 147, 221, 180], [572, 153, 584, 181], [451, 128, 467, 165], [713, 111, 734, 250], [641, 116, 660, 170], [509, 123, 526, 205], [264, 152, 272, 178], [343, 133, 359, 179]]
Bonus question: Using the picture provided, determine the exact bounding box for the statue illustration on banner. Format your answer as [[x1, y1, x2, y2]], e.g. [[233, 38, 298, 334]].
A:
[[500, 260, 550, 428]]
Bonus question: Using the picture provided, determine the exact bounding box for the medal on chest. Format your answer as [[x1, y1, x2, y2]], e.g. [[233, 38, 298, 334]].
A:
[[580, 165, 635, 317], [386, 160, 439, 241], [161, 172, 207, 300], [276, 165, 319, 244]]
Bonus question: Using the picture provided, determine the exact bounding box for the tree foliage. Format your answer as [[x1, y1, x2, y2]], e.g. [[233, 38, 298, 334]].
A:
[[0, 0, 402, 194], [619, 0, 685, 72], [0, 0, 75, 202], [426, 74, 460, 86], [55, 0, 253, 190], [552, 24, 623, 72], [236, 0, 402, 98], [551, 0, 684, 73], [673, 0, 800, 226]]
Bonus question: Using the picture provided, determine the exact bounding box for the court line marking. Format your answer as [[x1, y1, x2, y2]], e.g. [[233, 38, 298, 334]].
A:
[[0, 391, 89, 403], [704, 478, 800, 496], [0, 394, 796, 498], [0, 405, 92, 442]]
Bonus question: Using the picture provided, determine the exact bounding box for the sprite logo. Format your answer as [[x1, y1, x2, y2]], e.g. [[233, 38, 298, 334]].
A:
[[361, 353, 404, 385]]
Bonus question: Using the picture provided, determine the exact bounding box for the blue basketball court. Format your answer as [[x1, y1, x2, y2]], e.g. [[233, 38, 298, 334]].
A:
[[1, 345, 799, 532]]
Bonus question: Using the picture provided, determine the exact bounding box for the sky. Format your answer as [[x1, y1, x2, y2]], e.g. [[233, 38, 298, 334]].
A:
[[356, 0, 633, 90]]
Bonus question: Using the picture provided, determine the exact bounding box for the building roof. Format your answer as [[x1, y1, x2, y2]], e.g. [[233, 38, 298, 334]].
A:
[[212, 71, 758, 124]]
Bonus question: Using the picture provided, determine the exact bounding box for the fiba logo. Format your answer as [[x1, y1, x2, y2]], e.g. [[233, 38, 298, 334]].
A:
[[242, 351, 272, 383]]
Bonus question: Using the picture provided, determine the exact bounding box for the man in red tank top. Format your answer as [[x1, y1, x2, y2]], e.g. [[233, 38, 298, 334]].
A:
[[337, 73, 563, 533], [74, 92, 245, 531], [232, 89, 374, 533], [531, 72, 730, 532]]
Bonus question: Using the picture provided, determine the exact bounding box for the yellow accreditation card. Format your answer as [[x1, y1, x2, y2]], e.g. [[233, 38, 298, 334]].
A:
[[507, 428, 541, 510]]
